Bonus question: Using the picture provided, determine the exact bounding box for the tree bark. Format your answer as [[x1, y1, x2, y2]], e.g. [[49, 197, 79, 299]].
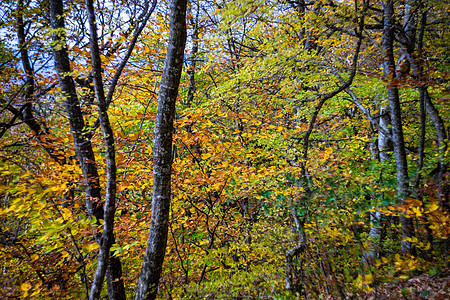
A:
[[363, 105, 392, 263], [423, 90, 449, 210], [382, 0, 415, 256], [16, 0, 34, 106], [135, 1, 187, 299], [186, 2, 199, 108], [84, 0, 122, 299], [50, 0, 103, 220], [8, 0, 67, 164], [403, 2, 449, 209], [50, 1, 126, 298]]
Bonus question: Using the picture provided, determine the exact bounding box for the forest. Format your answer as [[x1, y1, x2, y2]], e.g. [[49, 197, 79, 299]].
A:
[[0, 0, 449, 299]]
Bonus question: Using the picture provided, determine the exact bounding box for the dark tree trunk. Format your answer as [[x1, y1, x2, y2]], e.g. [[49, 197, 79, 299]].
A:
[[50, 1, 126, 299], [423, 90, 449, 210], [49, 0, 103, 220], [17, 0, 34, 105], [84, 0, 122, 298], [406, 5, 433, 245], [9, 0, 67, 164], [382, 0, 415, 256], [135, 1, 187, 299]]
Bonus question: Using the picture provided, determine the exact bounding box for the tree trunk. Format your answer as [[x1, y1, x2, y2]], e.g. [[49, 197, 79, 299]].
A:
[[186, 3, 199, 108], [423, 90, 449, 210], [50, 1, 126, 299], [49, 0, 103, 220], [135, 1, 187, 299], [84, 0, 122, 298], [364, 106, 392, 262], [9, 0, 66, 163], [382, 0, 415, 256]]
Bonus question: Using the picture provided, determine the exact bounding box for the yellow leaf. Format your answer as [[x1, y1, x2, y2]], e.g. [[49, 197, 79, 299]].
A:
[[86, 242, 99, 252], [50, 186, 61, 192], [62, 208, 72, 219], [428, 203, 439, 212], [365, 273, 373, 283], [410, 206, 422, 217], [374, 259, 381, 267], [21, 282, 31, 291]]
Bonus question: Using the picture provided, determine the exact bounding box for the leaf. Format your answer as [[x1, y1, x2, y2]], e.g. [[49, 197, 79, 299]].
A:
[[21, 282, 31, 292]]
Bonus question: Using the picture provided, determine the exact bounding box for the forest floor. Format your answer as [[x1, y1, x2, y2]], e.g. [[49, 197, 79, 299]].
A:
[[349, 268, 450, 300]]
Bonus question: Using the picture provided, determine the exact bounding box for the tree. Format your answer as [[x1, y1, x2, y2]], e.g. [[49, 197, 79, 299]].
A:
[[49, 0, 156, 298], [381, 0, 415, 256], [135, 0, 187, 299]]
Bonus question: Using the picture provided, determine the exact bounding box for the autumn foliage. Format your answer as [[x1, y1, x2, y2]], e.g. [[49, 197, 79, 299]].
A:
[[0, 0, 449, 299]]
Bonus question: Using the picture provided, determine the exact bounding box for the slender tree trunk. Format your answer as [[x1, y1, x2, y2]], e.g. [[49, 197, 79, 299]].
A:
[[406, 4, 433, 245], [186, 3, 199, 108], [364, 105, 392, 262], [135, 1, 187, 299], [49, 0, 103, 220], [301, 32, 363, 177], [84, 0, 122, 298], [9, 0, 66, 163], [50, 1, 126, 298], [16, 0, 34, 109], [399, 0, 448, 211], [401, 1, 448, 256], [382, 0, 415, 256], [423, 90, 449, 209], [106, 244, 126, 300]]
